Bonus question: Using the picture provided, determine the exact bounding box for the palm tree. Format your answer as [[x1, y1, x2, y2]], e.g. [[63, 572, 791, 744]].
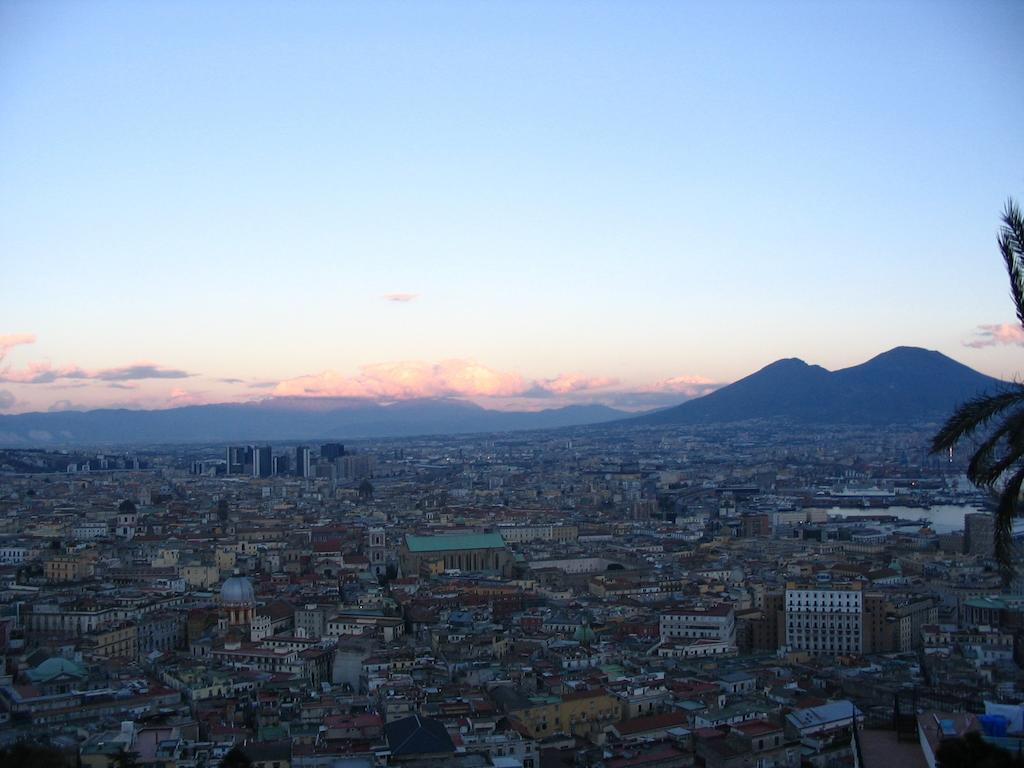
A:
[[219, 746, 252, 768], [933, 198, 1024, 581], [935, 731, 1024, 767]]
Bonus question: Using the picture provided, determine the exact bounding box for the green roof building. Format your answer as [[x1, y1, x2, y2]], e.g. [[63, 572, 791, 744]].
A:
[[401, 532, 512, 577], [26, 656, 88, 696], [405, 532, 505, 552]]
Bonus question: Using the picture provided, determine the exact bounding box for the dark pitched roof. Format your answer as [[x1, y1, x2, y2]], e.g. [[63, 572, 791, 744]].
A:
[[384, 715, 455, 757]]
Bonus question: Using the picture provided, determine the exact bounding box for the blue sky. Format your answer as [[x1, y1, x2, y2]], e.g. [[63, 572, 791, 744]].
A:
[[1, 1, 1022, 412]]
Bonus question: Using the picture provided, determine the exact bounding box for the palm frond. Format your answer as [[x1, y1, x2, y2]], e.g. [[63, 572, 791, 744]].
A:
[[931, 386, 1024, 453], [966, 407, 1024, 486], [935, 198, 1024, 583], [994, 463, 1024, 583], [1003, 198, 1024, 262], [1001, 198, 1024, 328]]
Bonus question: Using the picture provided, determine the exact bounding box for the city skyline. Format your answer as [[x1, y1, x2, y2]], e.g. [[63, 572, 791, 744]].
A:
[[2, 1, 1023, 414], [2, 3, 1024, 760]]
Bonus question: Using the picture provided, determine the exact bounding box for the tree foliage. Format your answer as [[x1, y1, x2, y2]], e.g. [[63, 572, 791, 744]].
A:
[[220, 745, 253, 768], [933, 199, 1024, 580], [0, 743, 72, 768], [936, 732, 1024, 768]]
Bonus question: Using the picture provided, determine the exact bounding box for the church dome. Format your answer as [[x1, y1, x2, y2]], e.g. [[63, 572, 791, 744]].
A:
[[220, 575, 255, 605], [573, 623, 597, 644]]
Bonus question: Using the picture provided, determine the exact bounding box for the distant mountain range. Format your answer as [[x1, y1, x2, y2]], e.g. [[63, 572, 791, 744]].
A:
[[0, 346, 1006, 447], [0, 398, 629, 447], [627, 346, 1005, 426]]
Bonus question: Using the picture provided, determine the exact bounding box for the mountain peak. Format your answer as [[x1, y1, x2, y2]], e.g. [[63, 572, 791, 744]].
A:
[[881, 345, 936, 355], [762, 357, 810, 370], [631, 346, 1003, 427], [749, 356, 829, 381], [849, 346, 975, 377], [869, 346, 945, 363]]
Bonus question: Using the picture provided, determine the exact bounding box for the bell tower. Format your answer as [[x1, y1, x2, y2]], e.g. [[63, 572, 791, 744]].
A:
[[368, 527, 387, 577]]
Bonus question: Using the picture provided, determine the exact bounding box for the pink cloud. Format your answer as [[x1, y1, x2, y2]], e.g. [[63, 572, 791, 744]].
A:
[[95, 363, 192, 381], [641, 373, 718, 395], [0, 360, 192, 384], [274, 359, 528, 400], [964, 323, 1024, 348], [549, 373, 719, 409], [271, 359, 715, 411], [4, 355, 720, 413], [534, 373, 620, 394], [382, 293, 418, 302], [0, 362, 89, 383], [0, 333, 36, 362], [168, 387, 208, 406]]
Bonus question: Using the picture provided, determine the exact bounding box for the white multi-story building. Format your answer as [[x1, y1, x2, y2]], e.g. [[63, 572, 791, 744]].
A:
[[457, 730, 539, 768], [785, 581, 864, 655], [497, 524, 578, 544], [0, 546, 30, 565], [73, 521, 109, 540], [657, 638, 736, 659], [659, 604, 736, 645]]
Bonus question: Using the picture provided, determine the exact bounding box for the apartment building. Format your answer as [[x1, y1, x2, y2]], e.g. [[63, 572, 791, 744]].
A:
[[659, 604, 736, 645], [785, 581, 864, 655]]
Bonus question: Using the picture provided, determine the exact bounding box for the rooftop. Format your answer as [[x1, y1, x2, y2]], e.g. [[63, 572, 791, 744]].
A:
[[405, 533, 506, 553]]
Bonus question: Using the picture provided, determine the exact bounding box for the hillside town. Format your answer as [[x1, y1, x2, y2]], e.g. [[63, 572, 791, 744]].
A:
[[0, 423, 1021, 767]]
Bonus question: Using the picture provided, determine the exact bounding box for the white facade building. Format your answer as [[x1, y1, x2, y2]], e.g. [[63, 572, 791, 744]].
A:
[[785, 581, 864, 655], [73, 521, 109, 540], [0, 546, 30, 565], [659, 604, 736, 645]]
